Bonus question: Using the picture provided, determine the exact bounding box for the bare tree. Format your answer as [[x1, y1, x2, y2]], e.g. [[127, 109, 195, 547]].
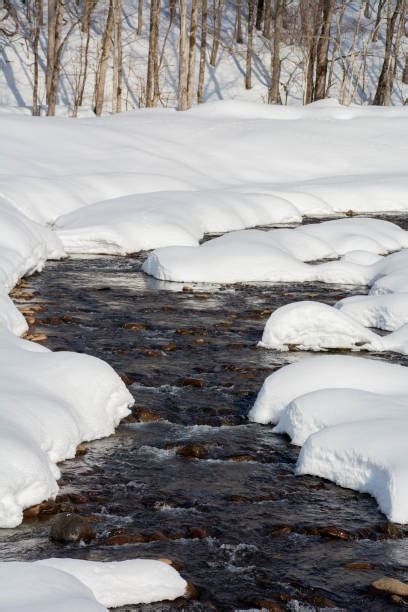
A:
[[314, 0, 335, 101], [187, 0, 199, 108], [268, 0, 283, 103], [245, 0, 255, 89], [197, 0, 208, 102], [112, 0, 122, 112], [236, 0, 243, 43], [94, 0, 114, 115], [255, 0, 264, 30], [178, 0, 189, 110], [210, 0, 223, 66], [373, 0, 404, 105], [32, 0, 42, 115], [137, 0, 143, 35], [146, 0, 160, 107]]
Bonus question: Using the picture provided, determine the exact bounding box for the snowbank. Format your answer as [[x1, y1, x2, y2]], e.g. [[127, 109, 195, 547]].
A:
[[0, 329, 134, 528], [55, 190, 301, 254], [259, 301, 408, 355], [336, 293, 408, 331], [297, 419, 408, 524], [143, 219, 408, 284], [0, 558, 187, 611], [274, 388, 408, 445], [249, 355, 408, 425], [250, 355, 408, 522], [1, 102, 408, 239]]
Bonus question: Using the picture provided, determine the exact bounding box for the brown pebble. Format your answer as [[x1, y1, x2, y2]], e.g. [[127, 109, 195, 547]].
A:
[[319, 526, 351, 540], [176, 442, 207, 460], [185, 583, 199, 599], [134, 408, 163, 422], [50, 513, 95, 543], [255, 601, 285, 612], [119, 372, 134, 385], [181, 378, 206, 388], [142, 349, 161, 357], [23, 504, 41, 520], [371, 577, 408, 597], [182, 286, 193, 293], [188, 527, 209, 539], [25, 333, 47, 342], [345, 561, 373, 571], [271, 526, 292, 538], [163, 343, 177, 352], [103, 533, 147, 546], [76, 444, 88, 456], [122, 322, 148, 331]]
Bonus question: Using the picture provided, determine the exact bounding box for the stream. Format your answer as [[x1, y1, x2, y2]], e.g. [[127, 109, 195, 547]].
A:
[[2, 216, 408, 611]]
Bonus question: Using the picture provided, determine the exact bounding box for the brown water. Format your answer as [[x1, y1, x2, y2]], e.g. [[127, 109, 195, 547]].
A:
[[2, 217, 408, 611]]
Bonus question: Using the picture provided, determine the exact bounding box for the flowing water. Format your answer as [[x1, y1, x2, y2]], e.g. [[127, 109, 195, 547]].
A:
[[2, 216, 408, 611]]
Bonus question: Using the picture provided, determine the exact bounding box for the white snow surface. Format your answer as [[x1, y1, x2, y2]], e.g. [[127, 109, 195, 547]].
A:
[[0, 558, 187, 611], [297, 419, 408, 524], [0, 329, 134, 528], [143, 219, 408, 284], [250, 355, 408, 522], [336, 294, 408, 331], [259, 301, 408, 355]]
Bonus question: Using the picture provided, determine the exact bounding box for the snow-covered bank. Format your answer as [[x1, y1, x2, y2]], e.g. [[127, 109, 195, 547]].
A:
[[0, 204, 135, 528], [258, 301, 408, 355], [249, 355, 408, 522], [0, 327, 133, 528], [143, 219, 408, 284], [0, 101, 407, 255], [0, 558, 187, 610]]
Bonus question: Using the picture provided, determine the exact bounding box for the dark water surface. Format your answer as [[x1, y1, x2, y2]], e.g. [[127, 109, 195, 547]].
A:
[[2, 217, 408, 611]]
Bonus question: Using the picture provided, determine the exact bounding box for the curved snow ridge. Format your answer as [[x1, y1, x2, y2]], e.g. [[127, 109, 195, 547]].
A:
[[248, 355, 408, 425], [0, 558, 187, 611], [143, 218, 408, 284], [259, 300, 408, 355], [250, 356, 408, 522], [297, 419, 408, 524], [54, 190, 303, 254], [0, 329, 134, 528], [336, 293, 408, 331]]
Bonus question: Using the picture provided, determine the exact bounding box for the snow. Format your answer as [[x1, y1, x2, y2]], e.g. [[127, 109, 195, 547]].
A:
[[297, 419, 408, 524], [259, 301, 378, 352], [336, 294, 408, 331], [0, 558, 187, 610], [143, 219, 408, 284], [0, 329, 134, 528], [248, 355, 408, 425], [55, 191, 301, 254], [250, 355, 408, 522], [259, 301, 408, 355], [274, 388, 408, 446]]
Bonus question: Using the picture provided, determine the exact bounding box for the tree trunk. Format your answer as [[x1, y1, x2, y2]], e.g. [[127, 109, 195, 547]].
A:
[[314, 0, 335, 101], [82, 0, 97, 34], [178, 0, 189, 110], [112, 0, 122, 112], [268, 0, 283, 103], [137, 0, 143, 35], [94, 0, 114, 115], [32, 0, 42, 115], [187, 0, 199, 108], [210, 0, 223, 66], [403, 54, 408, 85], [197, 0, 208, 103], [373, 0, 386, 42], [47, 0, 64, 115], [46, 0, 56, 106], [146, 0, 160, 107], [363, 0, 371, 19], [236, 0, 243, 43], [255, 0, 264, 30], [245, 0, 255, 89], [373, 0, 404, 105], [263, 0, 271, 38]]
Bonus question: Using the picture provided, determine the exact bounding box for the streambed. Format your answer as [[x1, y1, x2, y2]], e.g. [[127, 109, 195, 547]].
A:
[[2, 217, 408, 611]]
